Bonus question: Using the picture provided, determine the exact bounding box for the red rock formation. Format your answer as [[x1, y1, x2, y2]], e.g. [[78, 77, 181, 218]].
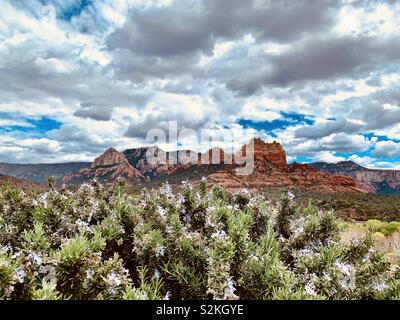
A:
[[91, 147, 128, 168], [239, 138, 288, 171], [205, 162, 366, 194], [62, 138, 368, 194], [289, 162, 313, 172], [64, 148, 148, 184], [124, 147, 197, 178], [203, 145, 367, 194]]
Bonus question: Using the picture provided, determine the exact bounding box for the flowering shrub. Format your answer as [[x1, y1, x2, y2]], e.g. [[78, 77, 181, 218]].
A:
[[1, 179, 400, 300]]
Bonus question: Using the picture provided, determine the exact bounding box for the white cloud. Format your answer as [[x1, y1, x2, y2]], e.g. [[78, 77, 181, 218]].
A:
[[16, 138, 60, 154], [348, 154, 377, 168], [321, 80, 377, 107], [0, 119, 33, 127], [0, 136, 62, 162], [35, 57, 71, 74], [373, 140, 400, 158], [320, 134, 371, 153], [314, 152, 345, 163], [381, 72, 400, 86], [335, 2, 400, 36], [239, 97, 292, 122]]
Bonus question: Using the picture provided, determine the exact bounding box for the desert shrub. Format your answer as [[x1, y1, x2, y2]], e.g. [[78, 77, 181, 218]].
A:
[[366, 219, 400, 236], [386, 222, 400, 236], [0, 180, 399, 300]]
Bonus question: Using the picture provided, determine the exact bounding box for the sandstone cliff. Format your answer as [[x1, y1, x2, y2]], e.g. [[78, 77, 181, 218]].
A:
[[239, 138, 288, 171], [310, 161, 400, 195]]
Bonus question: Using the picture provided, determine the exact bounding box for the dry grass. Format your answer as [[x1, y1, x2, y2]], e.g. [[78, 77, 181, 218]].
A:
[[341, 223, 400, 263]]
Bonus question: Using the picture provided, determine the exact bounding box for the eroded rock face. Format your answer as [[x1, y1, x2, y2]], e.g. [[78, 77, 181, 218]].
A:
[[353, 171, 400, 193], [91, 148, 128, 168], [203, 160, 366, 194], [124, 147, 196, 178], [309, 161, 400, 195], [240, 138, 288, 171], [64, 148, 148, 184], [289, 162, 313, 172], [124, 140, 288, 175]]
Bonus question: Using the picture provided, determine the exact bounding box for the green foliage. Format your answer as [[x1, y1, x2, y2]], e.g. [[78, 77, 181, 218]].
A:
[[285, 191, 400, 222], [47, 176, 56, 190], [32, 279, 62, 300], [0, 180, 399, 300], [366, 219, 400, 236]]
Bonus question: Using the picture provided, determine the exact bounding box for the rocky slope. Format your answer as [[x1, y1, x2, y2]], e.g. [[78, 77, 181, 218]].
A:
[[0, 174, 46, 190], [0, 162, 90, 184], [309, 161, 400, 195], [123, 146, 196, 179], [63, 148, 148, 185], [204, 159, 365, 194]]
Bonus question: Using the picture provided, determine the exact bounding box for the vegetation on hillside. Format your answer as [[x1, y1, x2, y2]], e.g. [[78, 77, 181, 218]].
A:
[[1, 179, 400, 300], [314, 193, 400, 222], [260, 189, 400, 222]]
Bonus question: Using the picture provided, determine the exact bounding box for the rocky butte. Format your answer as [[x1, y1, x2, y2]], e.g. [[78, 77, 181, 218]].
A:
[[63, 139, 368, 194], [240, 138, 288, 171], [63, 147, 148, 184], [204, 139, 364, 194]]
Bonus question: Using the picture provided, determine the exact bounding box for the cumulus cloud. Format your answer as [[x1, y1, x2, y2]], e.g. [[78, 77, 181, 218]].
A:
[[282, 132, 373, 161], [15, 138, 61, 154], [107, 0, 338, 56], [313, 152, 346, 164], [0, 136, 61, 163], [1, 0, 400, 168], [73, 103, 114, 121], [226, 35, 400, 95], [124, 92, 215, 139], [106, 0, 341, 87], [348, 154, 377, 168], [317, 133, 372, 153], [373, 140, 400, 158], [295, 117, 363, 139]]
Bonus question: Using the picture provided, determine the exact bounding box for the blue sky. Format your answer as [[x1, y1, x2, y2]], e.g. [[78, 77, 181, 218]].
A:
[[1, 0, 400, 168], [57, 0, 92, 21], [0, 116, 61, 137], [237, 112, 315, 138]]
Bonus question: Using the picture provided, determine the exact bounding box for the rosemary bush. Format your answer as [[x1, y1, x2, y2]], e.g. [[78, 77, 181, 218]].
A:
[[1, 179, 399, 300]]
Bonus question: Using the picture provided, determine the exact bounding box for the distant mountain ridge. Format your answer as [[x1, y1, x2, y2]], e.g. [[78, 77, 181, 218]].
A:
[[0, 162, 90, 184], [4, 140, 397, 194], [309, 161, 400, 195]]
